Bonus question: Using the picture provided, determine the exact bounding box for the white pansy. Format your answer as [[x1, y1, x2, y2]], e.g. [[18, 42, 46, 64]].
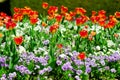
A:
[[73, 34, 79, 38], [24, 23, 29, 26], [106, 51, 111, 55], [108, 49, 116, 53], [0, 26, 6, 31], [16, 30, 24, 36], [96, 46, 101, 51], [44, 27, 49, 34], [95, 51, 104, 56], [59, 54, 66, 58], [74, 26, 78, 30], [60, 26, 66, 33], [44, 51, 48, 55], [11, 35, 15, 38], [25, 35, 30, 42], [1, 42, 6, 48], [37, 19, 41, 25], [107, 40, 115, 47], [68, 52, 73, 56], [68, 24, 72, 29], [90, 25, 103, 34], [34, 25, 41, 31], [18, 46, 26, 54], [38, 47, 45, 51]]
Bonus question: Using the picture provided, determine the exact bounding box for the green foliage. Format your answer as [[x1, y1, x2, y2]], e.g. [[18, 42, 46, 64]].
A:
[[10, 0, 120, 16]]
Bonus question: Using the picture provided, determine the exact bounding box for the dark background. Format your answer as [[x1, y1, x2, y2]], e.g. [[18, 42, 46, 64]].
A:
[[0, 0, 11, 15], [0, 0, 120, 16]]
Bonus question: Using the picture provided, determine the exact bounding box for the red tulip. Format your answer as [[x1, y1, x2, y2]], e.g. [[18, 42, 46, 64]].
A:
[[61, 5, 68, 15], [6, 21, 16, 30], [78, 52, 86, 60], [57, 44, 63, 49], [55, 15, 62, 22], [49, 25, 58, 34], [75, 7, 86, 15], [79, 30, 88, 38], [14, 36, 23, 45], [42, 2, 48, 9], [115, 11, 120, 18], [30, 18, 38, 25]]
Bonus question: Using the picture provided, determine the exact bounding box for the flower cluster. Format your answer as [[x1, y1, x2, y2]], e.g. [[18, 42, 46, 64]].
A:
[[0, 2, 120, 80]]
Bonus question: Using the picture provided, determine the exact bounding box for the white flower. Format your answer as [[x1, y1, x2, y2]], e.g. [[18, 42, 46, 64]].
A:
[[18, 46, 26, 53], [74, 26, 78, 30], [34, 25, 41, 31], [16, 30, 24, 36], [59, 54, 66, 58], [38, 47, 45, 51], [44, 51, 48, 55], [107, 40, 115, 47], [1, 42, 5, 48], [68, 24, 72, 29], [96, 46, 101, 51], [106, 51, 111, 55], [0, 26, 6, 31], [25, 35, 30, 42], [108, 49, 116, 53], [60, 25, 66, 33]]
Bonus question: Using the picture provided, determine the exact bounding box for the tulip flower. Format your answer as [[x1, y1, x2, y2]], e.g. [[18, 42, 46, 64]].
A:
[[49, 25, 58, 34], [75, 7, 86, 15], [55, 15, 62, 22], [6, 21, 16, 30], [79, 30, 88, 38], [30, 18, 38, 25], [14, 36, 23, 45], [78, 52, 86, 60], [115, 11, 120, 18], [42, 2, 49, 9], [61, 5, 68, 15], [57, 44, 63, 49]]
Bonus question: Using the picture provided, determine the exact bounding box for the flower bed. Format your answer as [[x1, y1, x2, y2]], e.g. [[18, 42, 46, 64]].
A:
[[0, 2, 120, 80]]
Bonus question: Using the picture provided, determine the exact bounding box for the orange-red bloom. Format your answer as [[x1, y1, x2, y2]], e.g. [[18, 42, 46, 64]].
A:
[[115, 11, 120, 18], [14, 36, 23, 45], [104, 20, 116, 29], [90, 16, 100, 23], [21, 7, 32, 15], [42, 2, 49, 9], [90, 31, 96, 36], [61, 5, 68, 15], [79, 30, 88, 38], [49, 6, 58, 13], [98, 20, 105, 26], [78, 52, 86, 60], [6, 21, 16, 30], [55, 15, 62, 22], [57, 44, 63, 49], [65, 13, 73, 21], [75, 7, 86, 15], [49, 25, 58, 34], [29, 11, 38, 19], [42, 22, 47, 27], [14, 7, 20, 13], [30, 18, 38, 25], [76, 16, 89, 26], [13, 13, 23, 22], [92, 11, 97, 16], [0, 12, 7, 17], [98, 10, 106, 17]]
